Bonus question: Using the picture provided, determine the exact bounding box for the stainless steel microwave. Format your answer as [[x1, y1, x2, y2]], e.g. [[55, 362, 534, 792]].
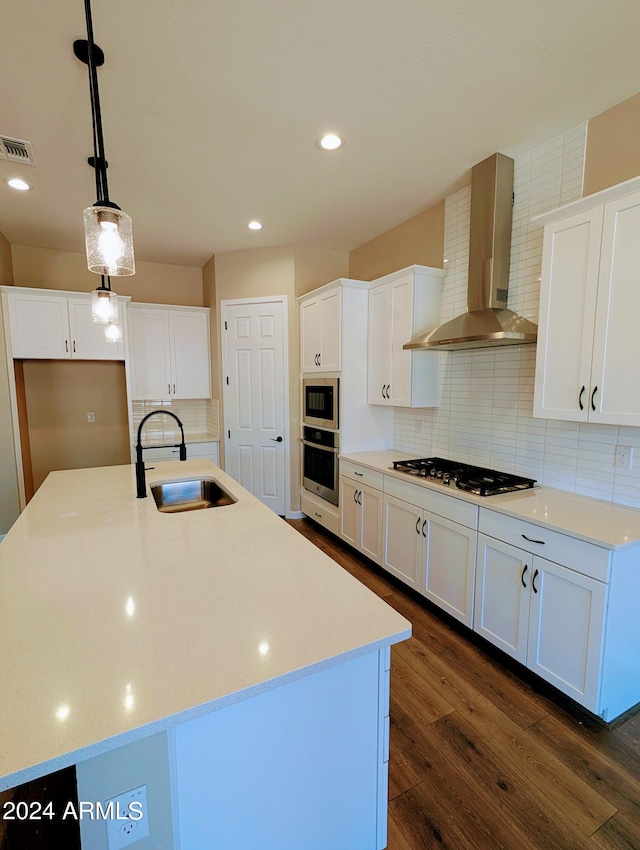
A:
[[302, 377, 339, 430]]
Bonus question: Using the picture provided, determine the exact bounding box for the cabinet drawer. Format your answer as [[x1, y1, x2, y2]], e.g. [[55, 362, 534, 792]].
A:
[[479, 508, 610, 582], [340, 461, 384, 491], [384, 475, 478, 529], [301, 491, 340, 535]]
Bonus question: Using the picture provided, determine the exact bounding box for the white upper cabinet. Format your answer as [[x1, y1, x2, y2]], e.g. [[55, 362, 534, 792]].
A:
[[300, 286, 341, 372], [367, 266, 445, 407], [4, 287, 126, 360], [533, 180, 640, 426], [128, 304, 211, 400]]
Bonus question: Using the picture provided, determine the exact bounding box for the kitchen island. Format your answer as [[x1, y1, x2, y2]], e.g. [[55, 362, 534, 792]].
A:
[[0, 460, 410, 849]]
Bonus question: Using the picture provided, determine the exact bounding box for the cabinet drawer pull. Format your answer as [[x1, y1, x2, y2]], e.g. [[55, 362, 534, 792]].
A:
[[521, 564, 528, 588], [422, 519, 427, 537], [522, 534, 545, 544], [591, 386, 598, 411], [578, 385, 585, 410], [416, 518, 421, 534], [354, 471, 363, 477], [532, 568, 539, 594], [314, 512, 322, 519]]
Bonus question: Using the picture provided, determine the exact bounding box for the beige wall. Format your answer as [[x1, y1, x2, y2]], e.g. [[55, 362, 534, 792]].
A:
[[348, 201, 445, 281], [22, 360, 130, 491], [293, 247, 349, 296], [0, 230, 20, 534], [11, 245, 204, 306], [584, 92, 640, 196]]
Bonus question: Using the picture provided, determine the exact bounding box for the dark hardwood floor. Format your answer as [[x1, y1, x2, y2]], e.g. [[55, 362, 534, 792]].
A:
[[289, 518, 640, 850]]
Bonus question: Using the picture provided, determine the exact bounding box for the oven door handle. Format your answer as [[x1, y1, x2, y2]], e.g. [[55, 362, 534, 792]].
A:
[[301, 440, 339, 453]]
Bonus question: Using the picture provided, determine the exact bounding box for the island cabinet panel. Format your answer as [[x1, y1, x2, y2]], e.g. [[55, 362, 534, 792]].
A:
[[171, 648, 391, 850]]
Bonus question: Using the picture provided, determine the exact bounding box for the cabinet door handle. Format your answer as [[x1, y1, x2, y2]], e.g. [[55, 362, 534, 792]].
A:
[[422, 519, 427, 537], [578, 385, 585, 410], [386, 384, 390, 399], [168, 383, 171, 394], [318, 353, 321, 366], [173, 384, 176, 395], [532, 568, 539, 594], [73, 340, 76, 353], [521, 564, 528, 588], [357, 491, 362, 505], [416, 517, 421, 534], [65, 340, 69, 353], [381, 384, 385, 399], [522, 534, 545, 544], [354, 490, 358, 503], [591, 386, 598, 411]]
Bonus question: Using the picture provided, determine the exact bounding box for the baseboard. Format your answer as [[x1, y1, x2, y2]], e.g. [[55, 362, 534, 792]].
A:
[[286, 510, 305, 520]]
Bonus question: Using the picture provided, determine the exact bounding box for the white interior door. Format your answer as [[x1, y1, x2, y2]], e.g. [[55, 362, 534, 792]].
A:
[[223, 299, 288, 515]]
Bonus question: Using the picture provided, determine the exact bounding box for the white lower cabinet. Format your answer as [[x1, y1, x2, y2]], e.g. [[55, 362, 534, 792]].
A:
[[381, 483, 477, 626], [474, 534, 606, 711], [340, 472, 383, 565], [334, 463, 640, 721]]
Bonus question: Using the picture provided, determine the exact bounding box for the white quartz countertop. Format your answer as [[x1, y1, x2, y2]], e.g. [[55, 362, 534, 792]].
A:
[[0, 460, 410, 791], [340, 450, 640, 550]]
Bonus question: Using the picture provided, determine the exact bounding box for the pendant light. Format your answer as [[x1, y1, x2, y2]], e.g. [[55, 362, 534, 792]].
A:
[[92, 275, 118, 324], [74, 0, 134, 325]]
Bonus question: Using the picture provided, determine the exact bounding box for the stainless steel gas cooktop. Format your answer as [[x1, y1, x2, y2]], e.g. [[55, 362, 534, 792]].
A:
[[391, 457, 536, 497]]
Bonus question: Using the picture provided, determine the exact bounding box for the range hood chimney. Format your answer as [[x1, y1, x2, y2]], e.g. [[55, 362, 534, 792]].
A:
[[404, 152, 537, 351]]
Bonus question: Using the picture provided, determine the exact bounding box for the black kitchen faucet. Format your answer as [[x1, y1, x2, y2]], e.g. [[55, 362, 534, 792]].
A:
[[135, 410, 187, 498]]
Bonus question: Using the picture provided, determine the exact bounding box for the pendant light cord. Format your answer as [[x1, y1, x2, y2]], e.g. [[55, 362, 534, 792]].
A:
[[84, 0, 110, 204]]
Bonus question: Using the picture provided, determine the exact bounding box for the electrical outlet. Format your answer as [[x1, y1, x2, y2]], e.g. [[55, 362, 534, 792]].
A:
[[615, 445, 633, 470], [86, 412, 95, 423], [105, 785, 149, 850], [416, 420, 425, 435]]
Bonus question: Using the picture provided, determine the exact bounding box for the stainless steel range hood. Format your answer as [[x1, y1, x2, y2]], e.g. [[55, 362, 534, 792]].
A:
[[404, 152, 537, 351]]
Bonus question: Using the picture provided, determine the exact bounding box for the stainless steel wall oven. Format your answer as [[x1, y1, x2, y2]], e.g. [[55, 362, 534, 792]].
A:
[[302, 426, 339, 506]]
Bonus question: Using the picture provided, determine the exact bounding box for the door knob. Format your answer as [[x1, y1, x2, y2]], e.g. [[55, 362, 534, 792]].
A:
[[271, 436, 283, 442]]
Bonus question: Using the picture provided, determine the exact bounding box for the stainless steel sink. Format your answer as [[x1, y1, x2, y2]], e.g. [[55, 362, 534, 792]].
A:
[[151, 477, 237, 513]]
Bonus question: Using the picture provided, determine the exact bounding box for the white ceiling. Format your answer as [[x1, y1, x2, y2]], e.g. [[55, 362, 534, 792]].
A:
[[1, 0, 640, 268]]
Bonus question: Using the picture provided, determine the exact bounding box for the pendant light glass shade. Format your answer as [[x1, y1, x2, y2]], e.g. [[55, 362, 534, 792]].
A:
[[84, 206, 135, 276], [91, 287, 118, 324], [105, 321, 123, 343]]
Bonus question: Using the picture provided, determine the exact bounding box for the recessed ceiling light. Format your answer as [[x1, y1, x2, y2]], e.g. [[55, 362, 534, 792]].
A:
[[247, 220, 263, 231], [316, 133, 345, 151], [6, 177, 31, 191]]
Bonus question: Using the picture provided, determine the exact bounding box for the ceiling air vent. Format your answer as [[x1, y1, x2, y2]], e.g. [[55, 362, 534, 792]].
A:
[[0, 136, 36, 166]]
